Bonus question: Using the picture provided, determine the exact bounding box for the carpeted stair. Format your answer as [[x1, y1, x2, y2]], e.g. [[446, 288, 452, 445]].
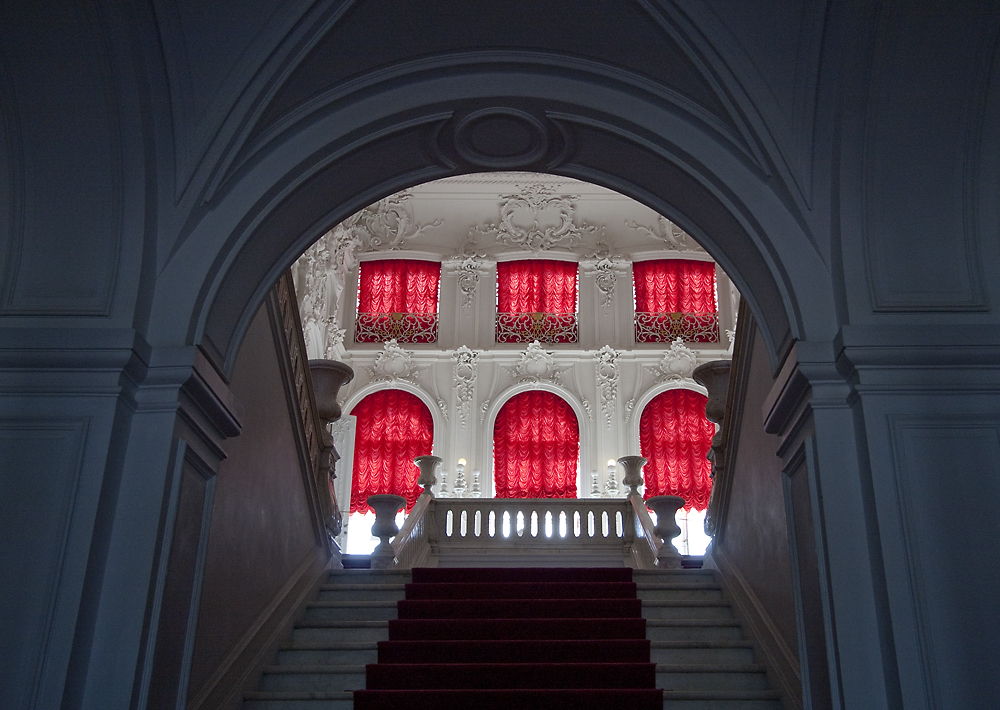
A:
[[243, 566, 785, 710], [354, 567, 662, 710]]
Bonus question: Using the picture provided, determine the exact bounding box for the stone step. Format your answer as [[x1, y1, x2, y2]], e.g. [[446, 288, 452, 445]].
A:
[[259, 665, 366, 693], [316, 583, 408, 602], [292, 620, 390, 644], [243, 690, 353, 709], [645, 619, 744, 642], [659, 689, 784, 710], [655, 663, 770, 691], [641, 600, 734, 620], [649, 640, 756, 665], [326, 569, 412, 585], [278, 642, 378, 666], [635, 582, 724, 601], [633, 569, 717, 582], [301, 600, 398, 623]]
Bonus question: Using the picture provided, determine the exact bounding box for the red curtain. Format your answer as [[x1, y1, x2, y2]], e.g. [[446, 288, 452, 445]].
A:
[[358, 259, 440, 314], [639, 389, 715, 511], [350, 389, 433, 514], [497, 260, 578, 313], [493, 390, 579, 498], [633, 259, 717, 314]]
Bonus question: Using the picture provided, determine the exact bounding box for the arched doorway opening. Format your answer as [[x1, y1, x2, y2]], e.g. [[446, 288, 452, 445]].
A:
[[344, 389, 433, 554]]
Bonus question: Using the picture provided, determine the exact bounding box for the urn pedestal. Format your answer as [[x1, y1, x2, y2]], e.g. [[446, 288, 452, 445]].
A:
[[646, 495, 686, 569], [367, 494, 406, 569]]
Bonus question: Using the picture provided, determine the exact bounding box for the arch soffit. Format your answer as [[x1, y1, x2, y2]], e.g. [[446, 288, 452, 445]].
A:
[[480, 382, 591, 487], [629, 382, 710, 455], [153, 65, 836, 381], [343, 381, 445, 457]]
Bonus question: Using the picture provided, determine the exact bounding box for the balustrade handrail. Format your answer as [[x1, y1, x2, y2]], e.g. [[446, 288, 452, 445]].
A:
[[385, 494, 682, 569]]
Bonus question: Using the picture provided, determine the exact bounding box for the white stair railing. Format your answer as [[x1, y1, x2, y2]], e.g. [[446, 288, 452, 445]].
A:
[[377, 456, 686, 569]]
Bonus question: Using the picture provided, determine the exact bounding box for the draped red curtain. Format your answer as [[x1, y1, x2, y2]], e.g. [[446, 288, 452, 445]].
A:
[[639, 389, 715, 511], [493, 390, 579, 499], [497, 260, 578, 313], [350, 389, 433, 514], [633, 259, 717, 314], [358, 259, 440, 314]]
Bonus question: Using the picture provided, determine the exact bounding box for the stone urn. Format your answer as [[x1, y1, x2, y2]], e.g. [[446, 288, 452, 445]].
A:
[[308, 359, 355, 423], [367, 494, 406, 569], [692, 360, 731, 425], [414, 455, 441, 497], [618, 455, 648, 497], [645, 495, 686, 569]]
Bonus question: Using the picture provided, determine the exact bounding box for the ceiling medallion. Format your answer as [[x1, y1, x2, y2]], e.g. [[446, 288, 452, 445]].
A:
[[453, 108, 549, 169]]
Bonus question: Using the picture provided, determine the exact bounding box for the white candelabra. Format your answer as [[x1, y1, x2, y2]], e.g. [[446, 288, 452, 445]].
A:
[[453, 458, 467, 498], [603, 459, 620, 498]]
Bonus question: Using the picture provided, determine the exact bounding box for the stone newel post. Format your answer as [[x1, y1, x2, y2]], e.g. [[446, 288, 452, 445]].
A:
[[308, 359, 355, 541], [367, 494, 406, 569]]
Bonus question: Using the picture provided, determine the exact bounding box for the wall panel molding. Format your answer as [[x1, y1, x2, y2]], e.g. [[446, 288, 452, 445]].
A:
[[0, 417, 89, 710]]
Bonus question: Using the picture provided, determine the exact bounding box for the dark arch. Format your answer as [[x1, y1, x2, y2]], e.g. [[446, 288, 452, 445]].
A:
[[198, 97, 800, 378]]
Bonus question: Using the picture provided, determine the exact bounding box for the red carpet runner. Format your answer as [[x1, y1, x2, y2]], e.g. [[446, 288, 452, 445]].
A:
[[354, 567, 662, 710]]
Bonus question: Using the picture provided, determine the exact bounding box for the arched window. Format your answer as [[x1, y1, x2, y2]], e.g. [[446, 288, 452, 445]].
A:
[[349, 389, 433, 513], [356, 259, 440, 343], [633, 259, 718, 342], [493, 390, 579, 498], [496, 259, 578, 343], [639, 388, 715, 511]]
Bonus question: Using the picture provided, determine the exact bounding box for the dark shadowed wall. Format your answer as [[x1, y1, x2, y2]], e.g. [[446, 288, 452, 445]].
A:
[[706, 313, 802, 709], [185, 293, 329, 710]]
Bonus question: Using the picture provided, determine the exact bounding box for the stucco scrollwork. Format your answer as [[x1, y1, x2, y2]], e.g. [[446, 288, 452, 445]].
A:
[[652, 338, 700, 382], [452, 346, 479, 428], [625, 215, 703, 253], [595, 345, 620, 430], [506, 340, 569, 384], [581, 245, 627, 311], [352, 191, 443, 251], [471, 182, 600, 252], [445, 251, 490, 311], [370, 339, 420, 383]]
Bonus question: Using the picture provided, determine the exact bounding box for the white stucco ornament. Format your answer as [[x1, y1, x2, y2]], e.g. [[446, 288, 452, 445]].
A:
[[513, 341, 554, 379], [595, 345, 620, 429], [452, 346, 479, 428], [506, 341, 570, 384], [371, 339, 417, 381], [655, 338, 699, 382]]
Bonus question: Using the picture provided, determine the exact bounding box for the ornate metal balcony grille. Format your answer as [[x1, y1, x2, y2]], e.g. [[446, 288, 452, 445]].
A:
[[495, 312, 579, 344], [355, 312, 438, 343], [634, 311, 719, 343]]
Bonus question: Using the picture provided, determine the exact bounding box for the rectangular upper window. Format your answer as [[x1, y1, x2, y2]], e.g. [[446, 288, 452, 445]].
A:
[[496, 259, 578, 344], [633, 259, 718, 343], [355, 259, 440, 343]]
